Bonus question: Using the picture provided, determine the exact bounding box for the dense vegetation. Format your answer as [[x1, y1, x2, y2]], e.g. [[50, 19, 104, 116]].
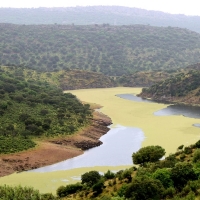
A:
[[0, 185, 58, 200], [56, 141, 200, 199], [1, 24, 200, 76], [117, 69, 181, 87], [139, 65, 200, 105], [0, 66, 91, 153], [0, 6, 200, 33]]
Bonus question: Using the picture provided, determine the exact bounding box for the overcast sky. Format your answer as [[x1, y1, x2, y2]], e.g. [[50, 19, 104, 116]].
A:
[[0, 0, 200, 16]]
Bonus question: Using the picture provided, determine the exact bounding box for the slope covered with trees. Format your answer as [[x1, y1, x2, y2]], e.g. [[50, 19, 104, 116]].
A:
[[55, 141, 200, 199], [139, 64, 200, 105], [1, 24, 200, 76], [0, 6, 200, 33], [0, 66, 91, 154]]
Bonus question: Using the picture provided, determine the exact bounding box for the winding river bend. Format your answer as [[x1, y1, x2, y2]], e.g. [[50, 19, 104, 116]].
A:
[[1, 87, 200, 193]]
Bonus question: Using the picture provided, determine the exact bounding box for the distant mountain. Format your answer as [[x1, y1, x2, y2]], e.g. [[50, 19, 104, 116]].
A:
[[1, 24, 200, 76], [0, 6, 200, 32], [139, 63, 200, 105]]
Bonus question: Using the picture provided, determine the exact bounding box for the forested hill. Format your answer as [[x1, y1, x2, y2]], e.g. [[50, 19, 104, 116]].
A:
[[0, 6, 200, 33], [0, 66, 91, 154], [139, 66, 200, 105], [1, 24, 200, 76]]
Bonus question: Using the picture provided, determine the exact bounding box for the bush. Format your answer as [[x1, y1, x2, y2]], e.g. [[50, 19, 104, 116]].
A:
[[104, 170, 115, 180], [125, 176, 164, 200], [193, 149, 200, 163], [132, 145, 165, 165], [92, 179, 105, 195], [81, 171, 101, 187], [152, 168, 173, 188], [171, 162, 197, 188], [56, 183, 83, 197]]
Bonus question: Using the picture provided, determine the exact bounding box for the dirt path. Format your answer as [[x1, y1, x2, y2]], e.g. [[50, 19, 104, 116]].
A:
[[0, 111, 111, 177]]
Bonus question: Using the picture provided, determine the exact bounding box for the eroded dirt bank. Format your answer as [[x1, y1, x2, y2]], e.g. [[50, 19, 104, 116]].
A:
[[0, 111, 111, 177]]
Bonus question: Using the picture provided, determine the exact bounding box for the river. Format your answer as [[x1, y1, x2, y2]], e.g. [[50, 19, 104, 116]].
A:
[[1, 87, 200, 193]]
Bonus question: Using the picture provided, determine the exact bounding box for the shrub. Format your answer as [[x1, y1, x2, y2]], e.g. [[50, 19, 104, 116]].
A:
[[171, 162, 197, 188], [81, 171, 101, 187], [104, 170, 115, 180], [125, 176, 164, 200], [56, 183, 83, 197], [132, 145, 165, 165], [152, 168, 173, 189], [193, 149, 200, 163]]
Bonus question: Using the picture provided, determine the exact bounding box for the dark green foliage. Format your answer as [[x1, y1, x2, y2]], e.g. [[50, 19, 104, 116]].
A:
[[171, 162, 197, 188], [152, 168, 173, 189], [125, 176, 164, 200], [1, 24, 200, 76], [0, 66, 91, 153], [193, 149, 200, 163], [81, 171, 101, 187], [132, 145, 165, 165], [0, 185, 57, 200], [92, 179, 105, 195], [104, 170, 115, 180], [140, 69, 200, 104], [56, 183, 83, 197], [0, 136, 36, 154]]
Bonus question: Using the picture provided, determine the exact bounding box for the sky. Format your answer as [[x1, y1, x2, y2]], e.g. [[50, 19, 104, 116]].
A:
[[0, 0, 200, 16]]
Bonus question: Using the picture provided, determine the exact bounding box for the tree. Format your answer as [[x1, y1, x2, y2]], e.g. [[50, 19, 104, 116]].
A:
[[152, 168, 173, 189], [125, 176, 164, 200], [81, 171, 101, 187], [132, 145, 165, 165], [171, 162, 197, 188]]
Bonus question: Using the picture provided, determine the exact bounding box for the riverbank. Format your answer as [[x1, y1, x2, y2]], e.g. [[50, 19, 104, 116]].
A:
[[0, 111, 111, 177]]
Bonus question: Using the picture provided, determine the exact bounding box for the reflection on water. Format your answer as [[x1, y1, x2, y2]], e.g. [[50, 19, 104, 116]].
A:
[[30, 125, 145, 173], [117, 94, 200, 119]]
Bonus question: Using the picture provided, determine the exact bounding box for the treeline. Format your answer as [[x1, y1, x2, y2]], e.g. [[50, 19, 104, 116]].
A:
[[1, 24, 200, 75], [0, 7, 200, 33], [139, 66, 200, 104], [56, 141, 200, 199], [0, 66, 91, 153]]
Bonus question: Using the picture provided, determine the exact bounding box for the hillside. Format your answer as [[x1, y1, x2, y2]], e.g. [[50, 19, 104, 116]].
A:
[[117, 69, 181, 87], [139, 65, 200, 105], [0, 66, 91, 154], [1, 24, 200, 75], [54, 141, 200, 200], [0, 6, 200, 33]]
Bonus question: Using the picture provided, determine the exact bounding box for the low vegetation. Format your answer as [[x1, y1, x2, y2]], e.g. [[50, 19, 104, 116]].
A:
[[0, 66, 91, 154], [55, 142, 200, 199], [139, 65, 200, 105]]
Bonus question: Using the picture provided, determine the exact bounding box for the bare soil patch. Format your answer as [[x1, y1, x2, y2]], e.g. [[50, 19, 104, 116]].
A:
[[0, 111, 111, 177]]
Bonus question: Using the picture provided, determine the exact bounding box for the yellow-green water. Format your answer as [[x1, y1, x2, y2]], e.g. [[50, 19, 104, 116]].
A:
[[1, 87, 200, 194]]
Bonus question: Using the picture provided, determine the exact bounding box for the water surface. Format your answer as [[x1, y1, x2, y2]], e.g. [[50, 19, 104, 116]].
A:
[[31, 125, 144, 172], [117, 94, 200, 119]]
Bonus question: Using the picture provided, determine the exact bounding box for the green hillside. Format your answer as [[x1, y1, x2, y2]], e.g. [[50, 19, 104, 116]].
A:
[[139, 64, 200, 105], [0, 66, 91, 154], [55, 141, 200, 200], [1, 24, 200, 76], [0, 6, 200, 33]]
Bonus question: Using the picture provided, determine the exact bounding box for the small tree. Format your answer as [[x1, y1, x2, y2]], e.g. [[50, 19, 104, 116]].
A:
[[132, 145, 165, 165], [81, 171, 101, 187], [171, 162, 197, 188], [125, 176, 164, 200]]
